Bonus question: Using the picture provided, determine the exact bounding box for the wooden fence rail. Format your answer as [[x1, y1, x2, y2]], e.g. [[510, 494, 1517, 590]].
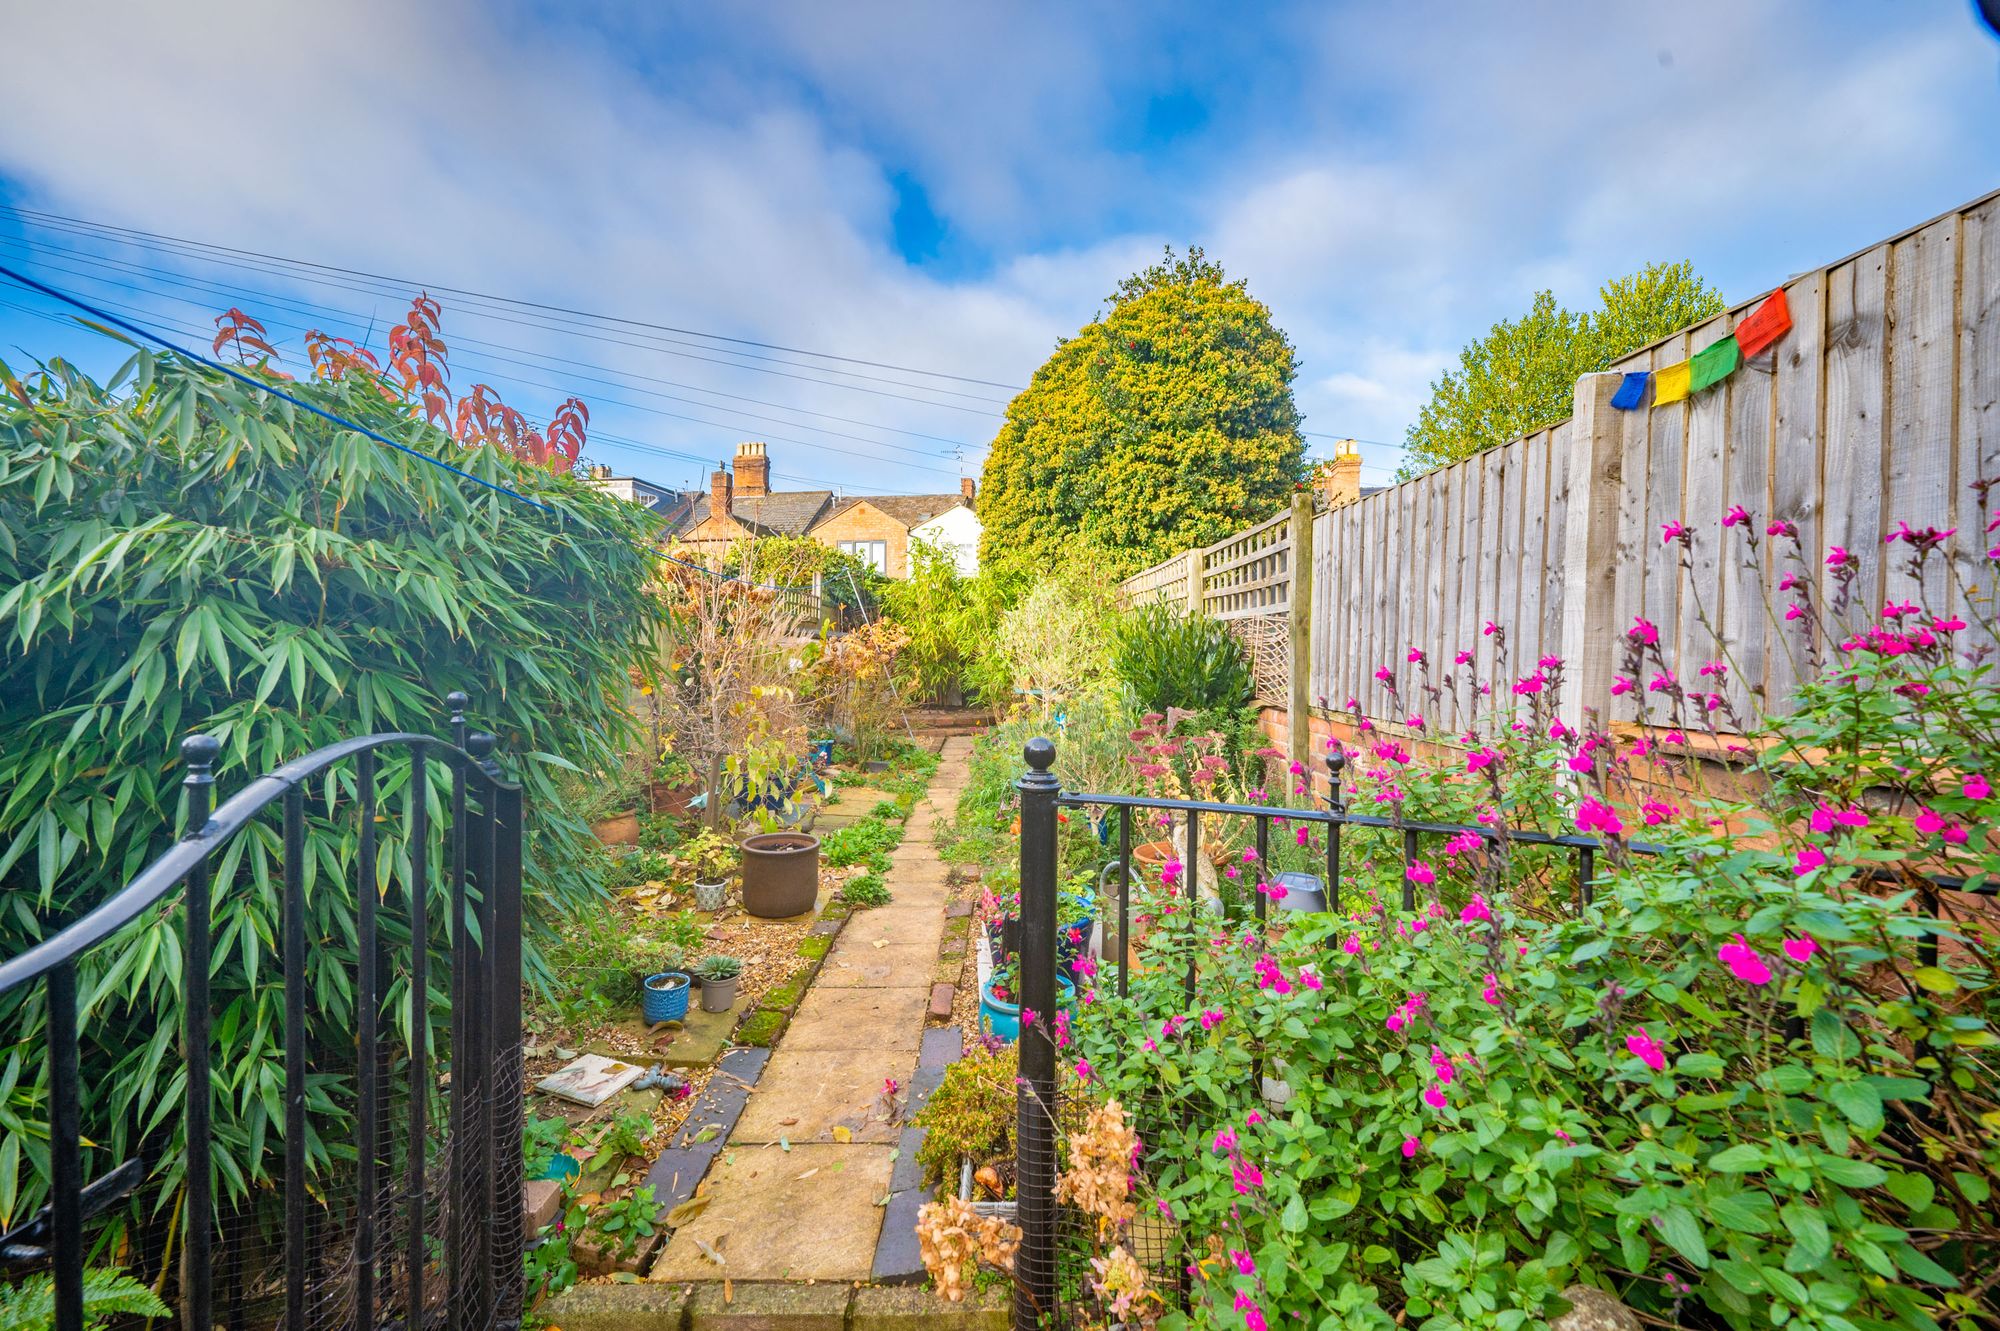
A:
[[1118, 187, 2000, 744]]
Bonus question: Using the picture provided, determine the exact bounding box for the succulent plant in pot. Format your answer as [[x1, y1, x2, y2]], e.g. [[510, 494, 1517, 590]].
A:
[[693, 955, 743, 1012]]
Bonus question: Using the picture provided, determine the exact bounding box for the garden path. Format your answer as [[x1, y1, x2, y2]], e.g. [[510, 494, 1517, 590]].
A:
[[648, 738, 971, 1282]]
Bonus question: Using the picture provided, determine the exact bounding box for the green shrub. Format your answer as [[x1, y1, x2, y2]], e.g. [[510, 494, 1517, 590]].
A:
[[1111, 599, 1252, 713], [0, 1268, 170, 1331], [0, 344, 661, 1235], [838, 872, 892, 908], [821, 815, 904, 870]]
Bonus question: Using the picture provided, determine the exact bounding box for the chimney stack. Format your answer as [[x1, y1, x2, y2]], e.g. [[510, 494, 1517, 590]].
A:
[[711, 463, 733, 517], [960, 476, 976, 503], [1319, 439, 1364, 509], [734, 441, 770, 498]]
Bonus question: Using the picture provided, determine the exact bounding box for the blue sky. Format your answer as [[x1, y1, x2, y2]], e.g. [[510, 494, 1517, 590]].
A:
[[1, 1, 1996, 494]]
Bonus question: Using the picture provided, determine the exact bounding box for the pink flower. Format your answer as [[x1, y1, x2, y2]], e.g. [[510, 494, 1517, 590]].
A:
[[1483, 620, 1499, 637], [1717, 933, 1773, 986], [1212, 1127, 1238, 1154], [1373, 666, 1394, 685], [1406, 714, 1425, 731], [1827, 545, 1854, 568], [1231, 1249, 1256, 1276], [1782, 936, 1817, 964], [1298, 967, 1323, 991], [1610, 675, 1634, 696], [1230, 1157, 1263, 1194], [1466, 747, 1498, 772], [1626, 1027, 1667, 1071], [1200, 1009, 1226, 1031], [1453, 649, 1474, 665], [1661, 520, 1686, 543], [1641, 800, 1678, 827], [1401, 1136, 1421, 1158], [1421, 1085, 1447, 1110], [1768, 518, 1797, 538], [1629, 616, 1660, 646], [1254, 954, 1293, 996], [1793, 845, 1826, 875], [1915, 808, 1946, 838], [1722, 504, 1750, 528], [1460, 894, 1491, 923], [1343, 934, 1363, 955], [1235, 1291, 1268, 1331], [1246, 1110, 1263, 1126], [1576, 799, 1624, 837], [1965, 774, 1992, 801], [1513, 670, 1547, 696], [1294, 825, 1310, 847], [1480, 973, 1501, 1005], [1074, 1057, 1093, 1082], [1407, 859, 1436, 886]]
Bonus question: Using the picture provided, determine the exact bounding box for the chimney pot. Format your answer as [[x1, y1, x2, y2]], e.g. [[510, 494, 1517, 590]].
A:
[[960, 477, 976, 502], [733, 441, 770, 498], [1319, 439, 1364, 509], [711, 465, 732, 516]]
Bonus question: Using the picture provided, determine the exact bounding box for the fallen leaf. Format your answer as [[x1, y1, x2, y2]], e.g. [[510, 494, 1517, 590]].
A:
[[664, 1197, 710, 1227], [610, 1272, 640, 1284], [779, 1117, 799, 1127], [724, 1279, 733, 1304], [797, 1168, 819, 1180], [831, 1126, 852, 1143], [872, 939, 887, 949], [576, 1191, 603, 1206], [694, 1236, 728, 1268]]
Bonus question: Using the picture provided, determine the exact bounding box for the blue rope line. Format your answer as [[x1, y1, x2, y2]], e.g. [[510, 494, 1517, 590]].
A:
[[2, 261, 831, 600], [0, 262, 557, 513]]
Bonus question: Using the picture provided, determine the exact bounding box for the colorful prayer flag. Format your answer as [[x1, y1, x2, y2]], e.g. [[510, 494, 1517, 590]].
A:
[[1690, 335, 1740, 393], [1610, 371, 1649, 411], [1733, 288, 1792, 359], [1653, 361, 1691, 405]]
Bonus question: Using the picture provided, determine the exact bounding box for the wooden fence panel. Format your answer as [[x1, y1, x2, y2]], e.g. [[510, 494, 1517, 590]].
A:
[[1959, 197, 2000, 660]]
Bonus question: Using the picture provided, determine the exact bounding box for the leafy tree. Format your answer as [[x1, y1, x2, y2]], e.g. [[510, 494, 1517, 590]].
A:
[[1401, 260, 1725, 477], [978, 248, 1306, 579], [0, 316, 658, 1252]]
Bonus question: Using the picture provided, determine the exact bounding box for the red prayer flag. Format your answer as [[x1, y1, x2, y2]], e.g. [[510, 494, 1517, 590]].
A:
[[1734, 288, 1792, 360]]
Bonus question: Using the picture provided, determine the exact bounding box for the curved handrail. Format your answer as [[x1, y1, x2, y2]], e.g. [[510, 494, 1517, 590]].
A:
[[0, 730, 518, 997]]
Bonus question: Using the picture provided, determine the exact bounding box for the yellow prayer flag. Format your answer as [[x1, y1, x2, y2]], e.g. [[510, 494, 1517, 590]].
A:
[[1652, 361, 1691, 405]]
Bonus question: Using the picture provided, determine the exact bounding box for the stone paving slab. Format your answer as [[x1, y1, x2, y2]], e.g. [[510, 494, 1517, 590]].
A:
[[688, 1281, 852, 1331], [906, 1060, 948, 1119], [919, 1026, 963, 1069], [815, 934, 945, 987], [670, 1046, 770, 1148], [644, 1141, 724, 1217], [839, 903, 947, 943], [732, 1046, 915, 1144], [889, 1124, 927, 1192], [782, 988, 928, 1050], [869, 1187, 935, 1284], [649, 1143, 895, 1281]]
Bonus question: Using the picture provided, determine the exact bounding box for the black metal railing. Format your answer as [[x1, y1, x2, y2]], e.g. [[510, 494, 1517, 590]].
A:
[[1009, 739, 1989, 1327], [0, 695, 526, 1331]]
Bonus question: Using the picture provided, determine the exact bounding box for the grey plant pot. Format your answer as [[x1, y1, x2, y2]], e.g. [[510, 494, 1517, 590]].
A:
[[693, 879, 729, 912], [698, 975, 739, 1012]]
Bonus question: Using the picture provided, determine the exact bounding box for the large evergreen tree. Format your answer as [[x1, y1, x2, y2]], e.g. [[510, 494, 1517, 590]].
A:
[[978, 248, 1305, 578], [1400, 260, 1725, 477]]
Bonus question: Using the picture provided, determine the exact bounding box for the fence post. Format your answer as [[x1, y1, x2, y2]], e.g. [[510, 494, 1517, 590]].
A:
[[1288, 491, 1314, 770], [1184, 547, 1205, 616], [1557, 373, 1627, 732], [1014, 738, 1061, 1329]]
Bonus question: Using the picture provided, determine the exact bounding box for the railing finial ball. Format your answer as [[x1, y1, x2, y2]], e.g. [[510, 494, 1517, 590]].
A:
[[1324, 746, 1347, 775], [446, 691, 469, 717], [1024, 736, 1056, 772], [182, 732, 221, 775]]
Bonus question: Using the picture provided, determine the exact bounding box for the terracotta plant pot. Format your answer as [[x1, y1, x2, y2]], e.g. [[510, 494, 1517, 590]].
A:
[[592, 812, 640, 847], [739, 831, 821, 918]]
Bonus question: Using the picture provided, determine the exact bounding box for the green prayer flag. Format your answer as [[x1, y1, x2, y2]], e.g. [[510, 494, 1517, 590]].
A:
[[1689, 334, 1740, 393]]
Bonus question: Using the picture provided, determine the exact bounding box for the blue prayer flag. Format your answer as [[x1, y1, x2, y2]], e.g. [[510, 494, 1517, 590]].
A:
[[1610, 371, 1649, 411]]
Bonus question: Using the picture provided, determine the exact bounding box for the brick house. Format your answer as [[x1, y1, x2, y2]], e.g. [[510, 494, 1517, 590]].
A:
[[595, 441, 980, 577]]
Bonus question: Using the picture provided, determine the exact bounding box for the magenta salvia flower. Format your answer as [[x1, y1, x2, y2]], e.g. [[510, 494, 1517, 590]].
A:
[[1629, 616, 1660, 646], [1401, 1136, 1421, 1158], [1430, 1047, 1455, 1083], [1576, 800, 1624, 837], [1827, 545, 1855, 568], [1794, 844, 1827, 875], [1722, 504, 1750, 528], [1641, 800, 1678, 826], [1254, 954, 1293, 996], [1294, 825, 1310, 848], [1406, 859, 1436, 886], [1965, 774, 1992, 801], [1421, 1085, 1447, 1110], [1454, 649, 1474, 665], [1231, 1249, 1256, 1276], [1444, 830, 1483, 856], [1466, 747, 1498, 772], [1074, 1057, 1093, 1081], [1343, 934, 1363, 955], [1230, 1157, 1264, 1194], [1481, 973, 1501, 1005], [1717, 933, 1773, 985], [1298, 967, 1322, 991], [1373, 665, 1394, 684], [1199, 1009, 1225, 1031], [1459, 893, 1491, 923], [1407, 648, 1425, 664], [1626, 1026, 1667, 1071], [1407, 714, 1425, 731], [1768, 518, 1797, 538], [1661, 520, 1686, 543], [1212, 1126, 1238, 1154], [1610, 675, 1634, 696], [1513, 670, 1546, 696], [1782, 936, 1817, 964], [1235, 1291, 1268, 1331], [1482, 620, 1499, 636]]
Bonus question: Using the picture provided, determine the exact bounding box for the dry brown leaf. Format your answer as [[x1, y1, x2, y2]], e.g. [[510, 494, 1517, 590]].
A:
[[664, 1196, 710, 1227], [797, 1168, 819, 1180]]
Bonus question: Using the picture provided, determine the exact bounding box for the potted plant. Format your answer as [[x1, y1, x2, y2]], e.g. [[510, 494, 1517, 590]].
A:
[[641, 969, 691, 1024], [978, 961, 1075, 1042], [694, 955, 742, 1012], [731, 724, 821, 919], [679, 829, 739, 912]]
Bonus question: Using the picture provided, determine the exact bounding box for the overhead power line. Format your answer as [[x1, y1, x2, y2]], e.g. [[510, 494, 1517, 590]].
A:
[[0, 204, 1027, 394], [0, 259, 970, 482]]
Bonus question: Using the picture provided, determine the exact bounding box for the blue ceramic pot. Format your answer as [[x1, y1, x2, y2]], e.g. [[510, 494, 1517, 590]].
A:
[[979, 975, 1075, 1042], [642, 971, 691, 1024], [1057, 917, 1095, 960]]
